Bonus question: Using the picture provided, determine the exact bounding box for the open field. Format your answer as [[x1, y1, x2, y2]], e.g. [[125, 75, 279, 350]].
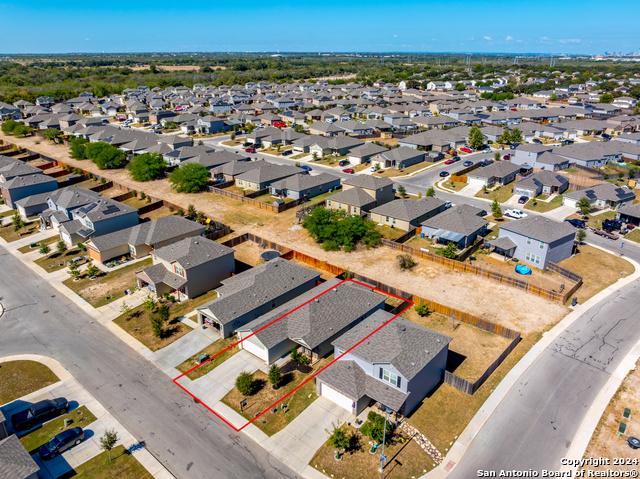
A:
[[0, 360, 59, 405]]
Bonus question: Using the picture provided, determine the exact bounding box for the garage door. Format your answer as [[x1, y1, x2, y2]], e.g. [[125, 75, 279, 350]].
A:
[[468, 177, 486, 187], [240, 335, 269, 363], [320, 383, 353, 412], [563, 197, 578, 208]]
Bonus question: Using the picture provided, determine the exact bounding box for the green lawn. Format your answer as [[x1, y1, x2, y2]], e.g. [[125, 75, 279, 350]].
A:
[[62, 258, 152, 308], [0, 360, 59, 405], [20, 406, 97, 455], [440, 180, 467, 192], [34, 248, 85, 272], [624, 229, 640, 244], [524, 192, 568, 213], [17, 235, 59, 254], [0, 220, 41, 242], [475, 185, 515, 203], [0, 209, 15, 218], [122, 196, 152, 209], [376, 224, 409, 240], [58, 445, 153, 479], [177, 337, 240, 379]]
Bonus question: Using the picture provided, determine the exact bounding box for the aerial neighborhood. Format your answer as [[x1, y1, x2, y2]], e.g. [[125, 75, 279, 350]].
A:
[[2, 50, 640, 479]]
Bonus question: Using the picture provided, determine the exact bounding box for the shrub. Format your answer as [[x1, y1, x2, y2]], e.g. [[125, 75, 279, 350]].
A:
[[150, 314, 164, 338], [442, 242, 458, 259], [268, 364, 282, 387], [77, 242, 87, 251], [396, 254, 415, 270], [415, 303, 430, 316], [39, 243, 51, 255], [236, 371, 258, 396], [303, 207, 381, 252]]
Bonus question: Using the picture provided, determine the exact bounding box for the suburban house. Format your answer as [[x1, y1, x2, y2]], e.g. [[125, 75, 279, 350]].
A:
[[513, 171, 569, 198], [0, 156, 58, 209], [370, 147, 425, 170], [0, 435, 40, 479], [196, 258, 321, 337], [420, 204, 488, 248], [309, 137, 364, 157], [269, 173, 341, 200], [617, 203, 640, 226], [236, 278, 386, 365], [39, 187, 139, 245], [492, 216, 576, 267], [136, 237, 235, 300], [369, 197, 447, 231], [235, 163, 305, 190], [326, 175, 395, 216], [511, 144, 555, 169], [347, 143, 389, 164], [308, 122, 343, 137], [211, 160, 258, 183], [563, 183, 636, 210], [316, 310, 451, 416], [467, 161, 521, 188], [553, 142, 622, 168], [85, 215, 206, 263]]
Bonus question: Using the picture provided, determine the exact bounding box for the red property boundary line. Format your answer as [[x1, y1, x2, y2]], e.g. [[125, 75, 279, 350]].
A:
[[172, 278, 415, 432]]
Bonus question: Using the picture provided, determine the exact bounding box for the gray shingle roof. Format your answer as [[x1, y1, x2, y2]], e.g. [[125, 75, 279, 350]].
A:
[[153, 236, 234, 269], [327, 187, 377, 208], [618, 202, 640, 218], [469, 161, 520, 179], [138, 263, 188, 289], [238, 278, 386, 349], [501, 216, 576, 243], [342, 175, 393, 190], [373, 146, 424, 164], [0, 435, 40, 479], [514, 171, 568, 190], [347, 143, 388, 158], [2, 174, 57, 189], [196, 258, 320, 326], [370, 197, 445, 222], [563, 182, 636, 203], [235, 163, 304, 184], [270, 173, 340, 192], [333, 310, 452, 380], [422, 205, 488, 237]]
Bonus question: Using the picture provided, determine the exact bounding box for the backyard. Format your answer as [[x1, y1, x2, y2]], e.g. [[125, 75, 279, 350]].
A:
[[376, 224, 409, 241], [62, 258, 152, 308], [309, 424, 432, 479], [0, 360, 59, 404], [20, 406, 97, 455], [177, 336, 240, 380], [558, 245, 633, 303], [222, 356, 332, 436], [122, 196, 153, 210]]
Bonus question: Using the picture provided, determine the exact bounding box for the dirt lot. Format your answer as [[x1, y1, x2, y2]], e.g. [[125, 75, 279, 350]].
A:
[[471, 253, 565, 291], [231, 240, 268, 268], [582, 359, 640, 476], [2, 134, 568, 332]]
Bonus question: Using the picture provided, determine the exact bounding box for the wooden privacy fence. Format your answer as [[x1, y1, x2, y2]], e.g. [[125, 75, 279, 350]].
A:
[[111, 191, 135, 202], [456, 238, 486, 262], [545, 261, 583, 283], [137, 201, 165, 215], [393, 227, 418, 244], [89, 181, 114, 193], [58, 174, 89, 188], [449, 175, 467, 182], [206, 185, 309, 213]]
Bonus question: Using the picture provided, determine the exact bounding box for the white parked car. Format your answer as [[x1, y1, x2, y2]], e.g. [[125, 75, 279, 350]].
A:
[[504, 209, 528, 219]]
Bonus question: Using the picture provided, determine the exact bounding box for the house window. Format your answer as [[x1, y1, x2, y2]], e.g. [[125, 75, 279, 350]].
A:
[[539, 241, 545, 250], [238, 180, 243, 186], [338, 203, 342, 209], [328, 200, 332, 207], [526, 237, 532, 245], [380, 368, 399, 387], [392, 218, 396, 224], [337, 348, 345, 356], [174, 265, 184, 277], [271, 299, 276, 308], [386, 216, 389, 222]]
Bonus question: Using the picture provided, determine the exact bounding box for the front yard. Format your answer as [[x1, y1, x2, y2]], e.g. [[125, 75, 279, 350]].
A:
[[439, 180, 467, 192], [372, 161, 429, 177], [474, 185, 514, 203], [62, 445, 153, 479], [62, 258, 152, 308], [0, 220, 41, 242], [17, 235, 58, 254], [0, 360, 59, 404], [309, 424, 432, 479], [20, 406, 97, 455], [624, 228, 640, 244], [177, 337, 240, 380], [523, 193, 567, 213], [34, 248, 85, 272], [222, 356, 332, 436], [558, 245, 634, 303]]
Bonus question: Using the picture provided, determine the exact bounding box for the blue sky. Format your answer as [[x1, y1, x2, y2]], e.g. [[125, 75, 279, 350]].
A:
[[1, 0, 639, 54]]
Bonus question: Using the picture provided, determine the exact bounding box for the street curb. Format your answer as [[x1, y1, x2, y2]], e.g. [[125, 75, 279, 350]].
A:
[[424, 249, 640, 478], [0, 301, 4, 319]]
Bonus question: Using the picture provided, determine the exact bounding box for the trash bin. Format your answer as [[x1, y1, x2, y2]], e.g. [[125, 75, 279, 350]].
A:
[[571, 297, 578, 307], [64, 419, 72, 427]]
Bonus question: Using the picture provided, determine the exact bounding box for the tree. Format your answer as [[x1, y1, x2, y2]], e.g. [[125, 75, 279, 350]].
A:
[[127, 153, 167, 182], [169, 163, 210, 193], [293, 124, 305, 133], [43, 128, 61, 143], [85, 142, 127, 169], [302, 206, 381, 252], [468, 125, 484, 150], [99, 429, 119, 462], [119, 301, 132, 318], [67, 262, 79, 278], [326, 424, 350, 458], [549, 94, 558, 101], [396, 254, 415, 270], [187, 204, 197, 219], [398, 185, 407, 198], [426, 187, 435, 197], [236, 371, 258, 396], [87, 264, 101, 277], [268, 364, 282, 388], [12, 124, 32, 138], [56, 240, 67, 255], [230, 132, 236, 141], [39, 243, 51, 255], [454, 82, 465, 91], [576, 229, 586, 243], [494, 151, 501, 162], [69, 137, 88, 160], [442, 242, 458, 259], [577, 197, 591, 216], [509, 128, 523, 144], [143, 294, 157, 312], [1, 119, 17, 135], [491, 199, 502, 219], [498, 128, 511, 145], [196, 211, 206, 224], [599, 93, 614, 104], [150, 312, 165, 338], [11, 212, 25, 232]]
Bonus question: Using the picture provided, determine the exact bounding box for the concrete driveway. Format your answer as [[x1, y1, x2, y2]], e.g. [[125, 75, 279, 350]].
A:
[[542, 205, 575, 221], [154, 325, 219, 369], [264, 397, 353, 473]]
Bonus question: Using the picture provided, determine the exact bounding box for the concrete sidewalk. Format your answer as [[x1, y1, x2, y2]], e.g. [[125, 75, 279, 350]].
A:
[[0, 354, 174, 479], [425, 249, 640, 478]]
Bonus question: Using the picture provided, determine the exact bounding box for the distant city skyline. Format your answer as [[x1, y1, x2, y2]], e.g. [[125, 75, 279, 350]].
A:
[[1, 0, 639, 55]]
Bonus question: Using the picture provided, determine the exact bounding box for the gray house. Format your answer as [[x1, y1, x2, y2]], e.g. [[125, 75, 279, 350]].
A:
[[370, 146, 425, 169], [562, 183, 636, 210], [467, 161, 521, 188], [235, 163, 305, 190], [136, 237, 235, 300], [421, 204, 488, 248], [0, 435, 40, 479], [513, 171, 569, 198], [196, 258, 321, 337], [347, 143, 389, 164], [370, 197, 447, 231], [316, 310, 451, 416], [494, 216, 576, 267], [269, 173, 341, 200], [0, 156, 58, 209], [236, 278, 386, 365]]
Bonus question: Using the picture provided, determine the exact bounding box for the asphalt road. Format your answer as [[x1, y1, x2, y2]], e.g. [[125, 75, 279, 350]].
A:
[[448, 278, 640, 477], [0, 245, 298, 479]]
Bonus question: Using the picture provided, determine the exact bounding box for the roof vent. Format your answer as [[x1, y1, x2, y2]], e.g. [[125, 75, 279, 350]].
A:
[[332, 288, 337, 292], [400, 325, 406, 331], [425, 349, 429, 355], [410, 362, 415, 366], [195, 240, 199, 244], [436, 339, 440, 343]]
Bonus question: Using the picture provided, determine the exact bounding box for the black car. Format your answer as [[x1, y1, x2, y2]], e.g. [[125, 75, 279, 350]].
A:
[[518, 195, 529, 204], [11, 398, 69, 431], [603, 219, 622, 231], [439, 171, 450, 177], [452, 156, 461, 162], [281, 150, 293, 156], [509, 143, 521, 150], [564, 219, 586, 228], [602, 133, 612, 140], [39, 427, 85, 460], [532, 138, 543, 144]]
